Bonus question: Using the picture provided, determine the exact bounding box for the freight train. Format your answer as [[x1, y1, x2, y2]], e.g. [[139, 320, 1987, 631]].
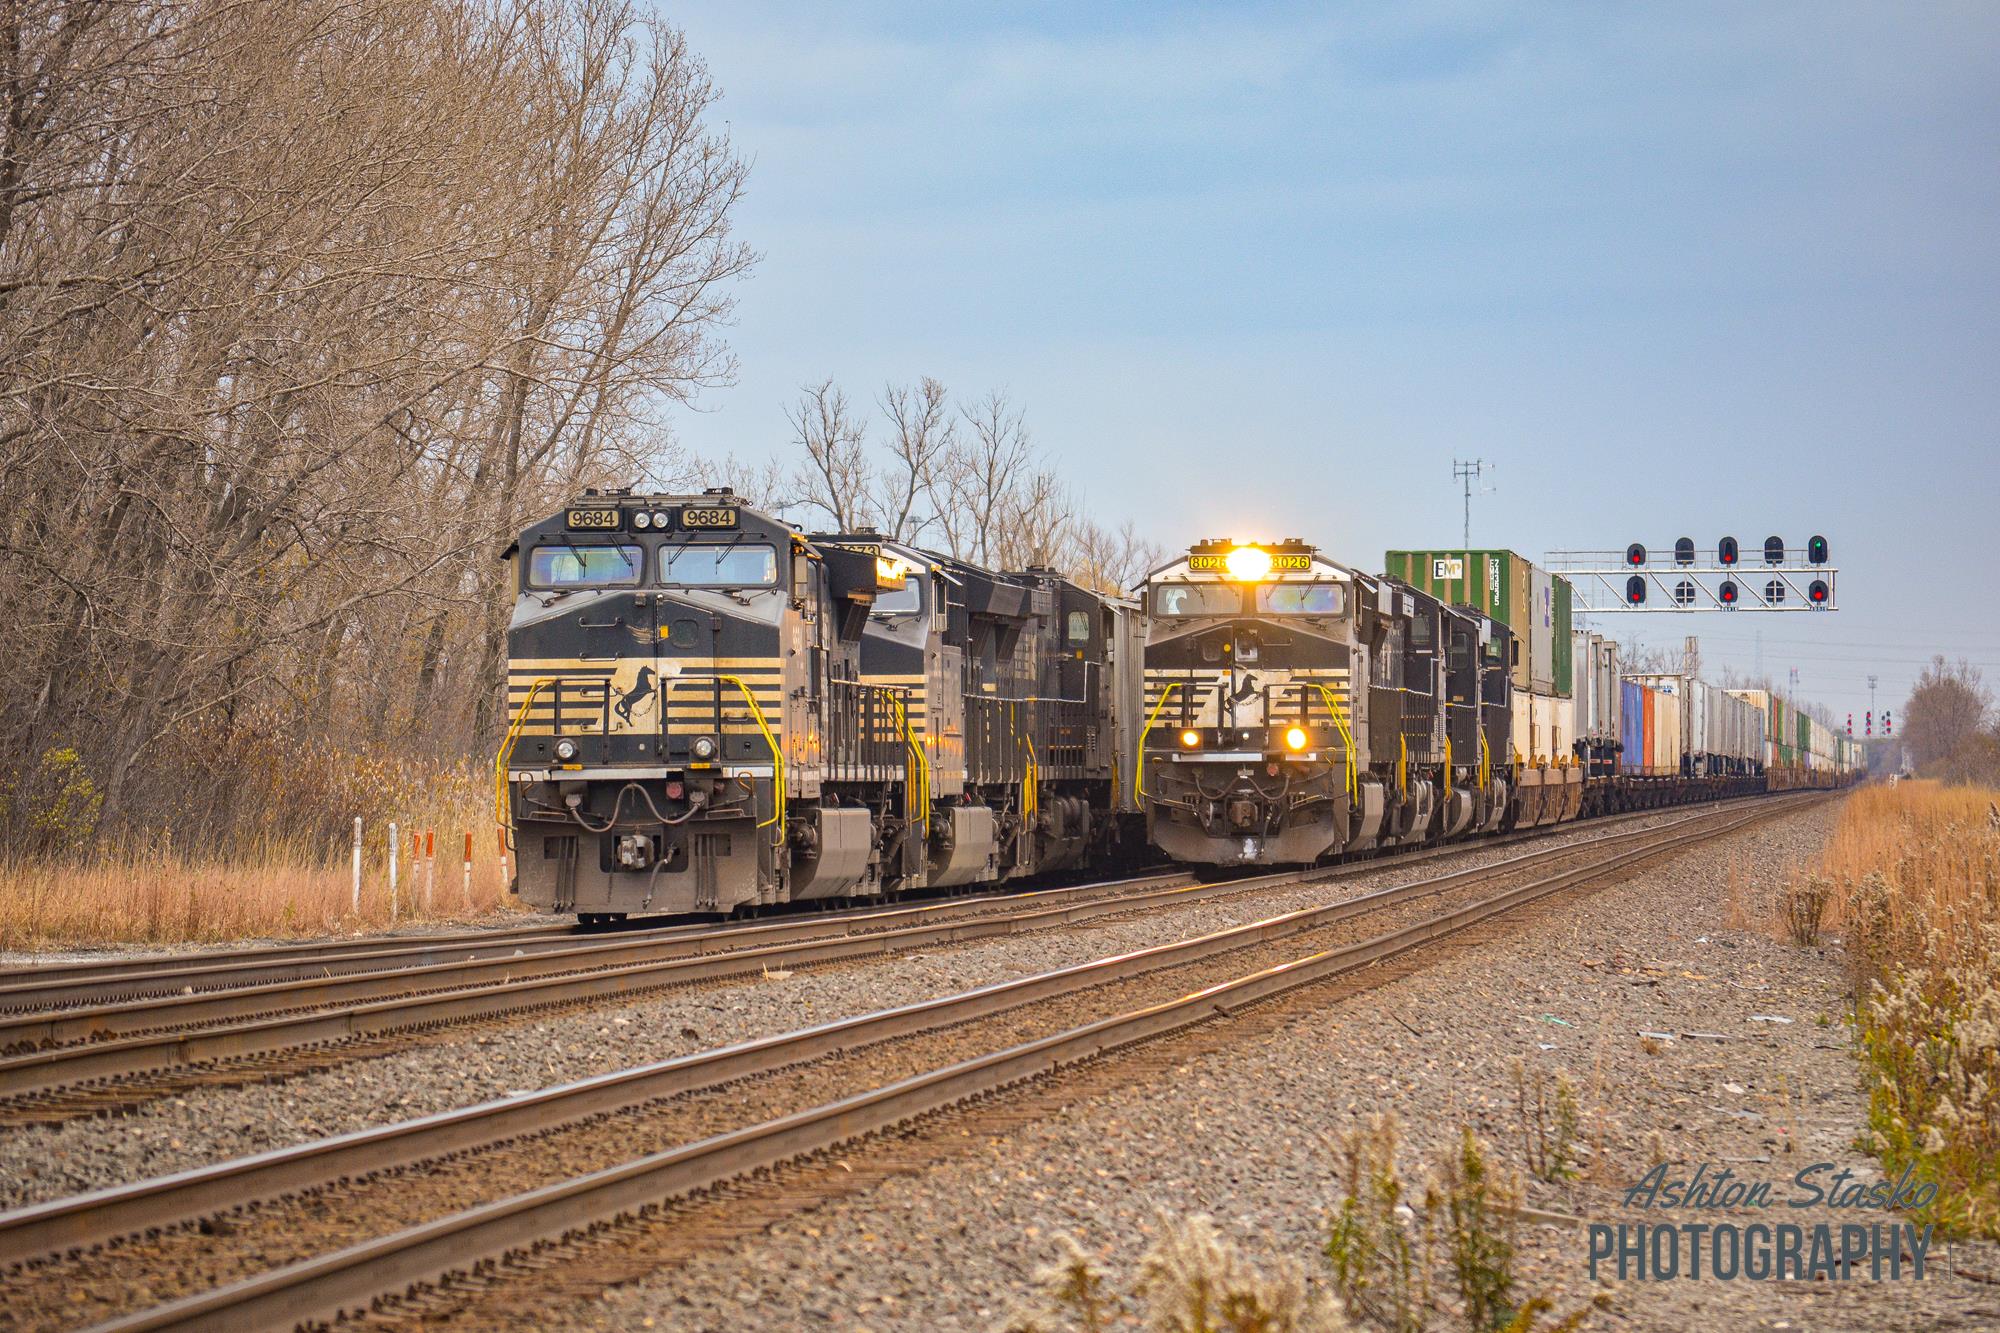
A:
[[497, 495, 1858, 912]]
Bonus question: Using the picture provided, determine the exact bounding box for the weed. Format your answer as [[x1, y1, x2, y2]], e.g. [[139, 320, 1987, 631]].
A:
[[1778, 872, 1833, 946], [1511, 1062, 1581, 1184], [1007, 1215, 1347, 1333], [1326, 1114, 1430, 1332]]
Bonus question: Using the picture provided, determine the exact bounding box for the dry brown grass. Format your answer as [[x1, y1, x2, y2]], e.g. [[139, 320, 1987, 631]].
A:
[[0, 778, 525, 951], [1813, 779, 2000, 1239]]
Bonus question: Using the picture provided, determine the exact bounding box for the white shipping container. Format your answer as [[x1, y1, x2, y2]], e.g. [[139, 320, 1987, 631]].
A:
[[1530, 566, 1554, 693], [1652, 692, 1682, 773], [1596, 637, 1621, 740], [1510, 687, 1570, 763]]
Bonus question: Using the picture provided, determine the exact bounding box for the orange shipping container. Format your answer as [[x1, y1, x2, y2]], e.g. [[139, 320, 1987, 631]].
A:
[[1641, 689, 1657, 776]]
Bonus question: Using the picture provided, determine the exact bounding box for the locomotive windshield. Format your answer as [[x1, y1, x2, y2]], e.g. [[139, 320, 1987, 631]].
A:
[[1256, 583, 1345, 615], [661, 542, 779, 587], [528, 543, 643, 588], [872, 575, 922, 614], [1152, 583, 1243, 616]]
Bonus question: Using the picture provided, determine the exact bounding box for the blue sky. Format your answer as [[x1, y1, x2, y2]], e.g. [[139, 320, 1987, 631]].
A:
[[665, 2, 2000, 725]]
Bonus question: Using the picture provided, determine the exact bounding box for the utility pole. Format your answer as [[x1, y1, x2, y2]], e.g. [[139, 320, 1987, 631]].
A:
[[1867, 673, 1878, 720], [1451, 459, 1491, 548]]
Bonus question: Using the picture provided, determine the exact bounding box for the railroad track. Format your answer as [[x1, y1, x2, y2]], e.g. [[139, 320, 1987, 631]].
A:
[[0, 794, 1820, 1332], [0, 802, 1742, 1121], [0, 791, 1762, 1012]]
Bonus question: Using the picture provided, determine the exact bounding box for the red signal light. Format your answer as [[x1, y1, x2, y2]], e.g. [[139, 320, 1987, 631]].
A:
[[1625, 575, 1646, 604], [1626, 543, 1647, 566], [1809, 579, 1829, 604], [1719, 579, 1738, 605]]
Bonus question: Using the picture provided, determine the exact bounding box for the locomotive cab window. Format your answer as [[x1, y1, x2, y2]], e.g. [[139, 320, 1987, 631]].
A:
[[660, 542, 778, 588], [872, 575, 922, 615], [1152, 583, 1241, 616], [528, 543, 643, 588], [1066, 610, 1091, 643], [1256, 582, 1345, 615]]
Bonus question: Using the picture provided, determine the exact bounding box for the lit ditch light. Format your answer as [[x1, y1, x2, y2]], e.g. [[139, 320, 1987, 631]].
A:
[[1179, 729, 1201, 748], [1284, 726, 1309, 752]]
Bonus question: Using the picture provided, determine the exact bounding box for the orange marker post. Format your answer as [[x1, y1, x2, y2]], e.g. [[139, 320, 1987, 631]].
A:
[[463, 831, 473, 908]]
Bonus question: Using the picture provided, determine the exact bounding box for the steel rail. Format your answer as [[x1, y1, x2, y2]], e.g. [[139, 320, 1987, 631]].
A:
[[0, 799, 1760, 1099], [75, 796, 1815, 1333], [0, 799, 1775, 1099], [0, 788, 1754, 999], [0, 870, 1200, 1013], [0, 797, 1810, 1272]]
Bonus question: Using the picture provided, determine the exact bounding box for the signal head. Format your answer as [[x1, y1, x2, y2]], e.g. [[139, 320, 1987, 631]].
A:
[[1674, 537, 1695, 565], [1809, 578, 1829, 605], [1807, 534, 1829, 564], [1764, 535, 1785, 564], [1718, 536, 1739, 565], [1625, 574, 1646, 605], [1718, 579, 1739, 605], [1626, 543, 1647, 566]]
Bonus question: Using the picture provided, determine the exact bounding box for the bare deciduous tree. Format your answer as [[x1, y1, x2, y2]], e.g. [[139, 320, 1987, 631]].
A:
[[0, 0, 752, 848]]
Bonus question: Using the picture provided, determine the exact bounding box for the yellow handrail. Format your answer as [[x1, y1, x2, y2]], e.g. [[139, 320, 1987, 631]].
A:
[[718, 674, 784, 842], [1478, 730, 1491, 791], [1397, 733, 1408, 799], [1133, 682, 1182, 800], [1306, 683, 1360, 806], [494, 675, 559, 834], [890, 691, 930, 842], [1442, 736, 1452, 802]]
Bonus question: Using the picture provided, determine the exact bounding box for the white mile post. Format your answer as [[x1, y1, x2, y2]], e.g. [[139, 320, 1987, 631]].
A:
[[351, 816, 363, 915], [388, 821, 400, 921]]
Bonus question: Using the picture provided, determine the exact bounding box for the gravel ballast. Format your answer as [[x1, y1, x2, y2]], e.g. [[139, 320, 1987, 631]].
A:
[[0, 808, 1723, 1210], [518, 798, 1999, 1333]]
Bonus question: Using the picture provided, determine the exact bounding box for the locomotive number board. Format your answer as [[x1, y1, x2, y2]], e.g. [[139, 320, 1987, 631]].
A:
[[679, 506, 739, 529], [566, 508, 623, 531], [1187, 552, 1313, 574]]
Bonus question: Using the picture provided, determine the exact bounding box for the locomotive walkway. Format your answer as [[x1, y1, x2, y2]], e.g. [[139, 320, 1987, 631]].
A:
[[0, 794, 1821, 1331]]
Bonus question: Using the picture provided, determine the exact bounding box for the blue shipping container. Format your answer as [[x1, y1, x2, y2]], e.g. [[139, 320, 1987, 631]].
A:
[[1619, 680, 1645, 775]]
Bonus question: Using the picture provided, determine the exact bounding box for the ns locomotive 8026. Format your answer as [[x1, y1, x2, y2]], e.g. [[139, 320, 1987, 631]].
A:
[[1138, 539, 1515, 866], [497, 490, 1143, 919]]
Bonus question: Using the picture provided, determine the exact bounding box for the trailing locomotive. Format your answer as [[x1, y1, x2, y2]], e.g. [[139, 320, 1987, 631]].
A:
[[497, 490, 1142, 919], [1137, 539, 1512, 866]]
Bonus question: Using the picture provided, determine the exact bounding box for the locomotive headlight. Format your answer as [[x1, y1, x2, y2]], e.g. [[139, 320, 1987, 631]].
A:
[[631, 511, 652, 530], [1284, 726, 1309, 752], [554, 737, 579, 761], [1224, 545, 1273, 581], [1179, 729, 1200, 748], [690, 734, 719, 761], [651, 511, 670, 529]]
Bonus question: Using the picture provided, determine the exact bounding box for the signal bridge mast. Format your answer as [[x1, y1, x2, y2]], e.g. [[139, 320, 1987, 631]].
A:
[[1546, 534, 1837, 613]]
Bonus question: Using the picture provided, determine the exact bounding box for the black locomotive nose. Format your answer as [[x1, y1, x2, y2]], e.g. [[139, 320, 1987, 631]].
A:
[[1224, 796, 1261, 831]]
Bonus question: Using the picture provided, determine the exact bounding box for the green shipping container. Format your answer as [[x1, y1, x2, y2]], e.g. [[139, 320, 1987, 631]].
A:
[[1552, 578, 1574, 697], [1383, 549, 1575, 698]]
